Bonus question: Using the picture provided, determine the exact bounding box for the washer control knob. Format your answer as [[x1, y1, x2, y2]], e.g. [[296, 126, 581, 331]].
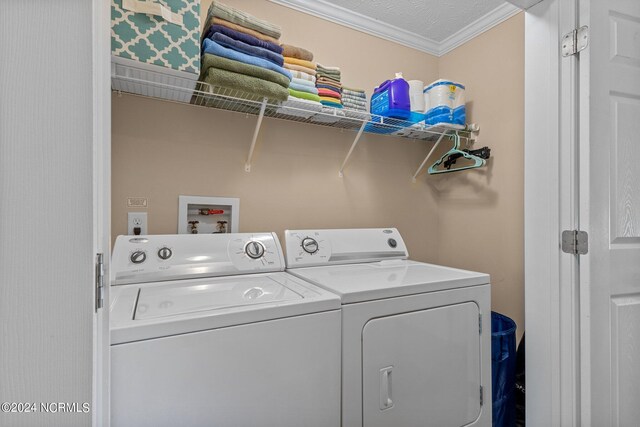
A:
[[157, 247, 172, 260], [244, 241, 265, 259], [301, 237, 319, 254], [387, 238, 397, 248], [130, 250, 147, 264]]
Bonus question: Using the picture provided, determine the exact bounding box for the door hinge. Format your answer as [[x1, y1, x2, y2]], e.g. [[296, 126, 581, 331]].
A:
[[479, 314, 483, 335], [561, 230, 588, 255], [480, 386, 484, 406], [95, 253, 105, 311], [562, 26, 589, 57]]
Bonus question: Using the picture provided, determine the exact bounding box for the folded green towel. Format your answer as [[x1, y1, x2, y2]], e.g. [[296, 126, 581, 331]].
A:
[[204, 67, 289, 101], [316, 65, 341, 78], [317, 68, 341, 75], [288, 88, 321, 102], [208, 1, 281, 40], [318, 72, 341, 79], [317, 63, 341, 72], [200, 54, 290, 88]]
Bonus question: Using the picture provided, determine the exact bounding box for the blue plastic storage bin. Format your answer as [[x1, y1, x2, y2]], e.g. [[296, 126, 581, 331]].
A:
[[491, 312, 517, 427]]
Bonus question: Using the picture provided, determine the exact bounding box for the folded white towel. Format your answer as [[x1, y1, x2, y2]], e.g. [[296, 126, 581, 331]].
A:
[[276, 96, 322, 119]]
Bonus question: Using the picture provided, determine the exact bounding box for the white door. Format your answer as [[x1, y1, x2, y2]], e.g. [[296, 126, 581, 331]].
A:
[[362, 303, 482, 427], [0, 1, 110, 426], [93, 0, 112, 425], [579, 0, 640, 425]]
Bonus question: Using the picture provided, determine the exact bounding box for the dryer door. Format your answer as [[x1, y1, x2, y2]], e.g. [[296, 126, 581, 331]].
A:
[[362, 302, 482, 427]]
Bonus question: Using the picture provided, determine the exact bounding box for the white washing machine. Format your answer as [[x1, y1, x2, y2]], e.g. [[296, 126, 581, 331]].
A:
[[284, 228, 492, 427], [109, 233, 341, 427]]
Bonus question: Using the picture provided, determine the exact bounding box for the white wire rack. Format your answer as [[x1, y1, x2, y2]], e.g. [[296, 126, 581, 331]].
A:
[[111, 64, 477, 177]]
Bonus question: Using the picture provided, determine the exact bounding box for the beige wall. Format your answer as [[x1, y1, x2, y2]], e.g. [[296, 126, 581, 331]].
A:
[[436, 13, 525, 338], [112, 0, 442, 262], [112, 3, 524, 335], [112, 94, 442, 262], [204, 0, 439, 92]]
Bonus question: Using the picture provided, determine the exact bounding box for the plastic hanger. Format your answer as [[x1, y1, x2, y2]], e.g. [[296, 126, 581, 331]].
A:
[[443, 146, 491, 169], [428, 132, 486, 174]]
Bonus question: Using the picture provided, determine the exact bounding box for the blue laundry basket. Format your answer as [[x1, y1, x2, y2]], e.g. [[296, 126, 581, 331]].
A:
[[491, 312, 517, 427]]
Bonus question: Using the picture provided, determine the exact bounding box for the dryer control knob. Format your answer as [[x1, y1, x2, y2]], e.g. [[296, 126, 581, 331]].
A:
[[301, 237, 319, 254], [244, 241, 265, 259], [130, 250, 147, 264], [157, 247, 172, 260]]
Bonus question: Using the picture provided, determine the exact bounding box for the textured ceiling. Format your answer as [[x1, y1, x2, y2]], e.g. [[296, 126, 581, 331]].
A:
[[319, 0, 507, 42]]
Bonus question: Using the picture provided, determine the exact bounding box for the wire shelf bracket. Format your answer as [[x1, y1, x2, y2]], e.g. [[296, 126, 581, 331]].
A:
[[245, 98, 268, 172], [412, 132, 448, 183], [338, 121, 367, 178]]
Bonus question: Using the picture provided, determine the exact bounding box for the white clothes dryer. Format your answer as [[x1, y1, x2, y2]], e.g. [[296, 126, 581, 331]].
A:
[[110, 233, 341, 427], [285, 228, 492, 427]]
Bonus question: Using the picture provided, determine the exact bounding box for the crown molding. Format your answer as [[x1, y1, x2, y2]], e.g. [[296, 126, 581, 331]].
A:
[[438, 2, 521, 55], [268, 0, 521, 57], [268, 0, 441, 56]]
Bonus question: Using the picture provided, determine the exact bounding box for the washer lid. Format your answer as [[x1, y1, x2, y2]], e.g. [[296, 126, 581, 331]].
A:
[[110, 272, 340, 344], [135, 276, 302, 320], [287, 260, 490, 304]]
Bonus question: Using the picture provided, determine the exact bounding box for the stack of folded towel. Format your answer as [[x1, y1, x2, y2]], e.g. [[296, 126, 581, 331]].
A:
[[315, 64, 343, 109], [199, 1, 290, 101], [281, 44, 321, 104], [341, 86, 367, 112]]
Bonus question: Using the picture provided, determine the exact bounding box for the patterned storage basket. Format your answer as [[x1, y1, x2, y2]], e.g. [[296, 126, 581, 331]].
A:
[[111, 0, 200, 74], [111, 0, 200, 102]]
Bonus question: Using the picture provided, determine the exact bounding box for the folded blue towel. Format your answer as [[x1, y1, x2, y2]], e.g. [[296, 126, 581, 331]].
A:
[[289, 81, 319, 94], [316, 83, 342, 93], [211, 32, 284, 67], [202, 38, 291, 81], [291, 77, 316, 89], [205, 24, 283, 54]]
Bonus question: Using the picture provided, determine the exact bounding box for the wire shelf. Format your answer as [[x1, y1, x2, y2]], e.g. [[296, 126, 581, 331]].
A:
[[111, 60, 478, 177], [111, 71, 470, 142]]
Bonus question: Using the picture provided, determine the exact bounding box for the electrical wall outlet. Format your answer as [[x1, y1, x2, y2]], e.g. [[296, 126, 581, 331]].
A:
[[128, 212, 147, 236]]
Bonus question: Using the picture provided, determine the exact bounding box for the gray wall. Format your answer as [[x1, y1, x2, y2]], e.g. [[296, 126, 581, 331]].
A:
[[0, 1, 94, 425]]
